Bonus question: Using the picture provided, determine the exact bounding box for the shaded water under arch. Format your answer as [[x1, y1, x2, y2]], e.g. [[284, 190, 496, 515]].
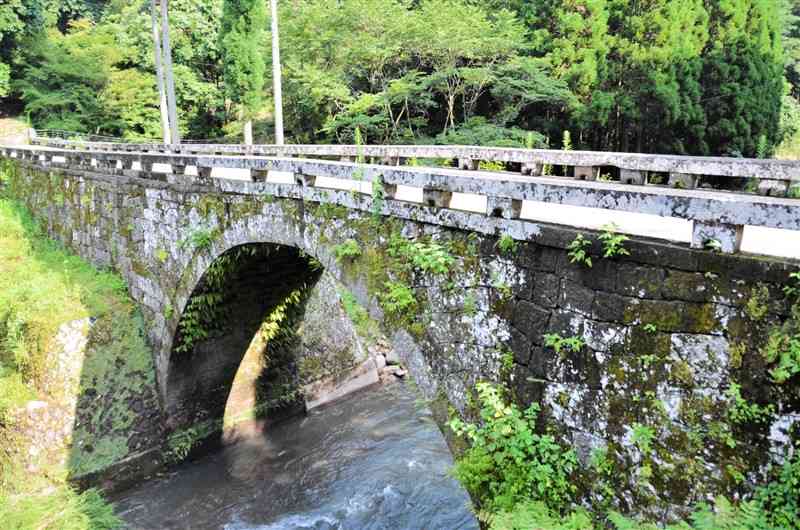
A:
[[113, 382, 478, 529]]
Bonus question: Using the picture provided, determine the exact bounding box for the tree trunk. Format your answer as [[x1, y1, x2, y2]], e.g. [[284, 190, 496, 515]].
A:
[[270, 0, 285, 145], [161, 0, 181, 145], [244, 120, 253, 145], [150, 0, 170, 144]]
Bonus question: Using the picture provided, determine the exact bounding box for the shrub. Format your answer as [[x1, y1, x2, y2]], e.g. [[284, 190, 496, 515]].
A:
[[599, 224, 630, 259], [567, 234, 592, 268], [449, 383, 577, 514], [333, 239, 362, 262]]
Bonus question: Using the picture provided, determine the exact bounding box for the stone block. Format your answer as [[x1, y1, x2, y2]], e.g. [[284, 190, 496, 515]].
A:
[[512, 301, 552, 344], [574, 166, 599, 181], [619, 168, 645, 185], [559, 281, 595, 317], [458, 158, 477, 170], [509, 327, 533, 365], [294, 173, 317, 187], [661, 270, 710, 303], [591, 292, 632, 323], [691, 221, 743, 254], [251, 169, 269, 182], [486, 196, 522, 219], [422, 188, 453, 208], [756, 179, 789, 197], [668, 172, 698, 189], [614, 263, 665, 299], [521, 162, 543, 176], [532, 273, 560, 308]]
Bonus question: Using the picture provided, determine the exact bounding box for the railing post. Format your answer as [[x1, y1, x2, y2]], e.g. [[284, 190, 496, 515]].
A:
[[668, 172, 698, 189], [487, 196, 522, 219], [521, 162, 543, 176], [574, 166, 599, 181], [294, 173, 317, 187], [757, 179, 789, 197], [691, 221, 743, 254], [422, 188, 453, 208], [251, 169, 269, 182], [458, 158, 477, 171], [620, 168, 646, 185]]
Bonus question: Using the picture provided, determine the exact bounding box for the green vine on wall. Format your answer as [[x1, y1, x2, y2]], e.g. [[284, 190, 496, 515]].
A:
[[174, 246, 264, 355]]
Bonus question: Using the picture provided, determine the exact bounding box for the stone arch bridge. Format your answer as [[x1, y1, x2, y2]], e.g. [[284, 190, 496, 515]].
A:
[[2, 139, 800, 516]]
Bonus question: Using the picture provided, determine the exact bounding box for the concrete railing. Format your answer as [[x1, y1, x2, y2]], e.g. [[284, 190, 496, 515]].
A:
[[3, 143, 800, 255], [30, 136, 800, 198]]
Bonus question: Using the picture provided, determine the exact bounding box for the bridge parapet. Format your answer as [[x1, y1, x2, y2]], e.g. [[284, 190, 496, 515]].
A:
[[31, 135, 800, 193], [3, 143, 800, 255]]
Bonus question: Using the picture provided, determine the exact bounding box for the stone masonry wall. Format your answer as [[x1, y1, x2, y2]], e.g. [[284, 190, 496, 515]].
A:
[[5, 158, 799, 519]]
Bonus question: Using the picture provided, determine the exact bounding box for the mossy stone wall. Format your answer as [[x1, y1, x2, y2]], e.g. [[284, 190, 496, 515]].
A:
[[6, 159, 799, 516]]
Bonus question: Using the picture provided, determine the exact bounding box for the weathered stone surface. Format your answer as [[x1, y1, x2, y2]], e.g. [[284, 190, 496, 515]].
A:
[[4, 156, 799, 520]]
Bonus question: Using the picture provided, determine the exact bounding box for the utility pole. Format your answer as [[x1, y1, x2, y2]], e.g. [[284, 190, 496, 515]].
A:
[[150, 0, 170, 144], [161, 0, 181, 145], [270, 0, 284, 145]]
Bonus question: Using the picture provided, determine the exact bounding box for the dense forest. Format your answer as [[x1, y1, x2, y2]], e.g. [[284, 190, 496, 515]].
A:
[[0, 0, 799, 157]]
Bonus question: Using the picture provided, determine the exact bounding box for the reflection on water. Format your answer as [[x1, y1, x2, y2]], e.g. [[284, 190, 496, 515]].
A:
[[113, 382, 479, 530]]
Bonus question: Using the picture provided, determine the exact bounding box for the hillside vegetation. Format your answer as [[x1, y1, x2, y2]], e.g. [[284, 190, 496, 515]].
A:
[[1, 1, 799, 157]]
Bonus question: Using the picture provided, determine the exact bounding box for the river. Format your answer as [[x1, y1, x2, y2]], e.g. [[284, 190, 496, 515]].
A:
[[113, 381, 479, 530]]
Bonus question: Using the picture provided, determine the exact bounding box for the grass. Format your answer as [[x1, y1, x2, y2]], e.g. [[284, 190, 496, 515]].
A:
[[0, 484, 122, 530], [0, 198, 129, 410], [0, 190, 140, 528]]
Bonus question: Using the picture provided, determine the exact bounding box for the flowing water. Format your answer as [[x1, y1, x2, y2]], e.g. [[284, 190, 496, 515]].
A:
[[113, 382, 479, 530]]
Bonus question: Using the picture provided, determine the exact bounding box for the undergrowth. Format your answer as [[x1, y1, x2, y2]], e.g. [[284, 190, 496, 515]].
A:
[[0, 195, 127, 527], [451, 383, 800, 530]]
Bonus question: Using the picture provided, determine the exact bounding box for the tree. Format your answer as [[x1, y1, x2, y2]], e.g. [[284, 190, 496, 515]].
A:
[[161, 0, 181, 144], [701, 0, 785, 156], [15, 20, 120, 132], [150, 0, 171, 142], [220, 0, 267, 144]]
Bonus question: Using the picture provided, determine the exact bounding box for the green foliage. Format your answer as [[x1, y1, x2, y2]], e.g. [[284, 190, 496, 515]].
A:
[[725, 383, 774, 425], [371, 174, 385, 219], [783, 272, 800, 300], [174, 246, 260, 354], [567, 234, 592, 268], [544, 333, 586, 356], [449, 383, 577, 514], [219, 0, 267, 118], [599, 224, 630, 259], [756, 448, 800, 530], [0, 62, 9, 98], [179, 225, 215, 252], [378, 280, 417, 321], [5, 0, 789, 154], [0, 197, 129, 402], [746, 285, 771, 321], [0, 195, 150, 527], [630, 423, 656, 454], [0, 486, 122, 530], [762, 319, 800, 384], [497, 234, 518, 255], [562, 130, 572, 151], [339, 289, 379, 343], [333, 239, 362, 262], [388, 236, 454, 275]]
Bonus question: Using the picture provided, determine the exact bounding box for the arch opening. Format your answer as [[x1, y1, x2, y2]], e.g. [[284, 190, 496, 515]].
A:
[[165, 243, 323, 440]]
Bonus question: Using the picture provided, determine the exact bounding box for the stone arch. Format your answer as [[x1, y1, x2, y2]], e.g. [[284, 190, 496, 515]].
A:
[[157, 209, 395, 439]]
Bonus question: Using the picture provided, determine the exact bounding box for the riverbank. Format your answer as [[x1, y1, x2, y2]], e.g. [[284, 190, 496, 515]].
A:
[[0, 173, 156, 528]]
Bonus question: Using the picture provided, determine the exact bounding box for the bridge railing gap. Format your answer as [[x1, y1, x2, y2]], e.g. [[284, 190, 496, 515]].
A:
[[3, 140, 800, 256]]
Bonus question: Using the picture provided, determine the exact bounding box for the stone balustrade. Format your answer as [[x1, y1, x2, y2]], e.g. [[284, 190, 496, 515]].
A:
[[31, 136, 800, 194], [4, 143, 800, 255]]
